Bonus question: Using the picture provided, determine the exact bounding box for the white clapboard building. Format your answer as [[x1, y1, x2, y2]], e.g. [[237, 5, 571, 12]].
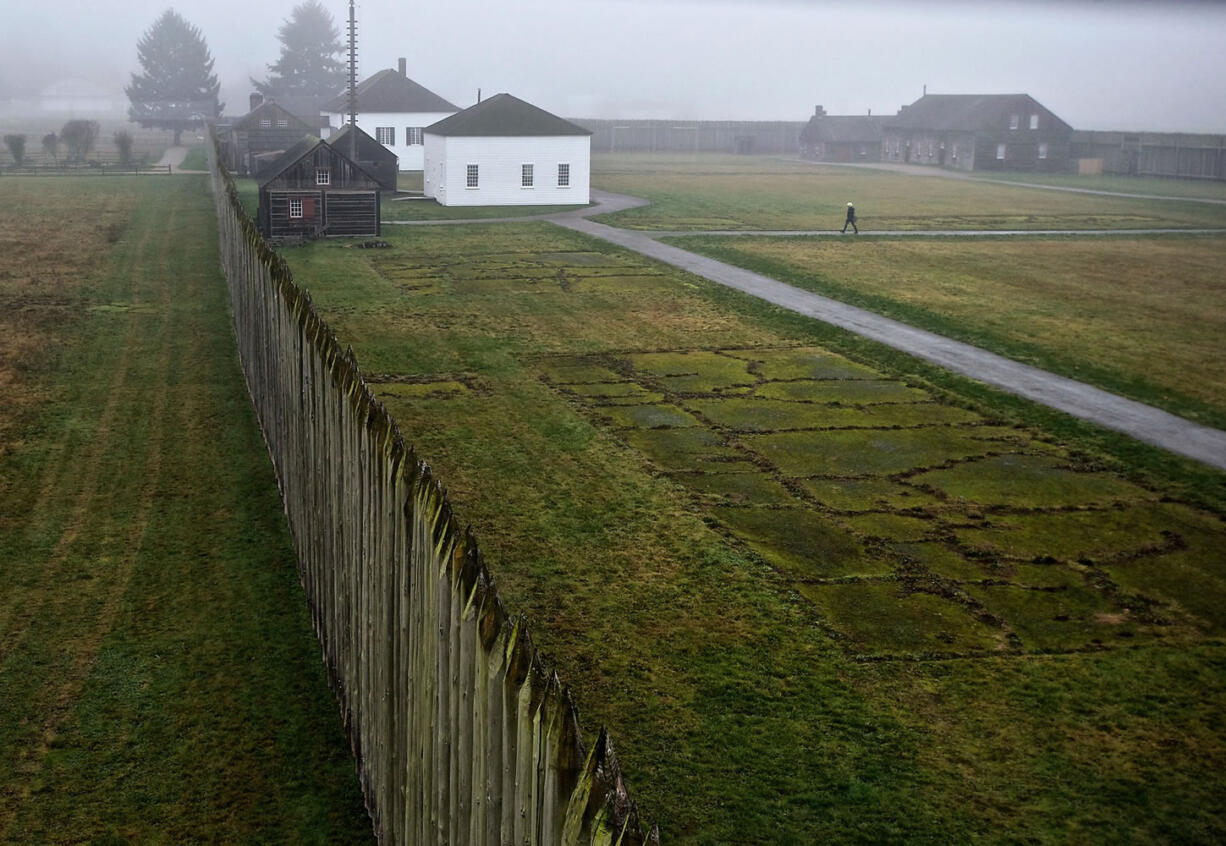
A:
[[321, 59, 457, 170], [422, 94, 592, 207]]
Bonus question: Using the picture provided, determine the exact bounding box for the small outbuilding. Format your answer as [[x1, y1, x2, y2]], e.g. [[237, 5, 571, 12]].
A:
[[799, 107, 888, 162], [422, 93, 591, 207], [258, 136, 382, 241]]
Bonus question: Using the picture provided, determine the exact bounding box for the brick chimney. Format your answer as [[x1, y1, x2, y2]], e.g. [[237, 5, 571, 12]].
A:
[[814, 104, 826, 117], [250, 92, 264, 112], [398, 57, 407, 77]]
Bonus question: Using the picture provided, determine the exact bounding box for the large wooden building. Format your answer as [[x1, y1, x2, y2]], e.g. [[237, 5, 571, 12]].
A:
[[258, 136, 382, 241], [423, 93, 591, 207], [881, 94, 1073, 173], [321, 59, 458, 171], [220, 99, 315, 177]]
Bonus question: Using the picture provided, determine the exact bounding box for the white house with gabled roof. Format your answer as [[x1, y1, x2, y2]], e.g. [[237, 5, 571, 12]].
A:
[[422, 93, 591, 207], [321, 59, 458, 170]]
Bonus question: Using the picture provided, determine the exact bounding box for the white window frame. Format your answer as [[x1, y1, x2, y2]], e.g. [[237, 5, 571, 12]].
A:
[[466, 164, 479, 189], [521, 163, 534, 188], [1030, 114, 1039, 130], [1009, 114, 1019, 130], [376, 126, 395, 146], [996, 143, 1007, 160], [1038, 142, 1049, 160], [276, 119, 288, 128], [557, 162, 570, 187], [405, 127, 423, 145], [259, 118, 272, 129], [315, 168, 330, 186], [289, 197, 303, 219]]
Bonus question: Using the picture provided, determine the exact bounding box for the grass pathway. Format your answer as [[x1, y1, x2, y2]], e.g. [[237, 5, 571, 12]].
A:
[[0, 176, 371, 843]]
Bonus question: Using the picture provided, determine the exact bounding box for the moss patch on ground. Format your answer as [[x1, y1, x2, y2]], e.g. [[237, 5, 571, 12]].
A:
[[278, 216, 1226, 843]]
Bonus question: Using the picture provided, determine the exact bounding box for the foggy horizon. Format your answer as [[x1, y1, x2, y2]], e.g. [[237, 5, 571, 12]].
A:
[[4, 0, 1226, 134]]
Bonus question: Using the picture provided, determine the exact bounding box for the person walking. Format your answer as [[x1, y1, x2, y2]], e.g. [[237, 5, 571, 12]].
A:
[[841, 202, 858, 234]]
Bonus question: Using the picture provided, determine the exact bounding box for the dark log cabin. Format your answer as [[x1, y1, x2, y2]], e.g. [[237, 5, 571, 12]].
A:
[[258, 137, 381, 241]]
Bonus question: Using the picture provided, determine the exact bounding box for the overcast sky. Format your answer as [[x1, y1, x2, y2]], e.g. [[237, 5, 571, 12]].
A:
[[4, 0, 1226, 132]]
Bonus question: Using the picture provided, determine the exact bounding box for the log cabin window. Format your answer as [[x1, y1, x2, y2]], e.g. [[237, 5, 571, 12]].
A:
[[1030, 114, 1039, 130], [1038, 142, 1049, 160], [276, 119, 288, 128], [289, 198, 303, 219], [521, 164, 534, 188], [466, 164, 479, 188], [376, 126, 395, 145], [996, 143, 1007, 160], [405, 127, 423, 145], [557, 163, 570, 187], [315, 168, 330, 185], [1010, 114, 1019, 130], [260, 119, 272, 128]]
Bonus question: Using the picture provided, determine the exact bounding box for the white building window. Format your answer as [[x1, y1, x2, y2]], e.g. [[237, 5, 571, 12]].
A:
[[376, 126, 395, 145], [466, 164, 479, 188], [558, 163, 570, 187], [1030, 114, 1039, 130], [521, 163, 534, 188], [260, 119, 272, 128], [996, 143, 1007, 160], [405, 127, 423, 145], [1038, 142, 1049, 160], [315, 168, 330, 185], [289, 198, 303, 219], [1009, 114, 1019, 130]]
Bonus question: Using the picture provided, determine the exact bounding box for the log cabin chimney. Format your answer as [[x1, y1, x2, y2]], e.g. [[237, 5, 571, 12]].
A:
[[398, 57, 407, 77]]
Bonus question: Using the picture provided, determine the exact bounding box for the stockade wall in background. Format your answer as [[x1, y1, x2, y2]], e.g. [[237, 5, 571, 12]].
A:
[[206, 131, 657, 846], [576, 118, 806, 155]]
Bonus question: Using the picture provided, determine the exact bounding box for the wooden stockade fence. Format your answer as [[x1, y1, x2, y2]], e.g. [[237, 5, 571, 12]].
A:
[[206, 132, 657, 845]]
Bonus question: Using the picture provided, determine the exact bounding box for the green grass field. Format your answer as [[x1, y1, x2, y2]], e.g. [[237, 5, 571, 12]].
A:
[[974, 170, 1226, 200], [590, 154, 1226, 231], [0, 176, 370, 843], [667, 233, 1226, 430], [277, 217, 1226, 843]]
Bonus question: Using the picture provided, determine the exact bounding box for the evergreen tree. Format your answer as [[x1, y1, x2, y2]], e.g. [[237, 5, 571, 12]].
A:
[[254, 0, 346, 101], [125, 9, 222, 145]]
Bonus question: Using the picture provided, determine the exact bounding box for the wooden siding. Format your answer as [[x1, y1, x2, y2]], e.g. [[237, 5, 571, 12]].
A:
[[325, 192, 381, 236], [578, 119, 805, 154]]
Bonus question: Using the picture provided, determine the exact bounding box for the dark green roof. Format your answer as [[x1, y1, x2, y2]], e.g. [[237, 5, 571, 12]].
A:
[[232, 101, 313, 133], [329, 123, 398, 163], [257, 135, 324, 188], [321, 68, 457, 114], [425, 93, 592, 138]]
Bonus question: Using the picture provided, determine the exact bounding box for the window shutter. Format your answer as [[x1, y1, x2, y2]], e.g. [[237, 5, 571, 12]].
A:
[[303, 197, 316, 219]]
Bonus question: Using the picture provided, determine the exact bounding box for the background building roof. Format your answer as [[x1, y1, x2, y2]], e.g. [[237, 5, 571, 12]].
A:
[[887, 94, 1071, 133], [321, 69, 458, 114], [425, 93, 592, 137]]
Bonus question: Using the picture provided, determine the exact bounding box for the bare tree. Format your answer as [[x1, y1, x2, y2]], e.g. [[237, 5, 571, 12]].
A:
[[114, 130, 135, 166], [42, 132, 59, 165], [2, 134, 26, 168], [61, 120, 101, 163]]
